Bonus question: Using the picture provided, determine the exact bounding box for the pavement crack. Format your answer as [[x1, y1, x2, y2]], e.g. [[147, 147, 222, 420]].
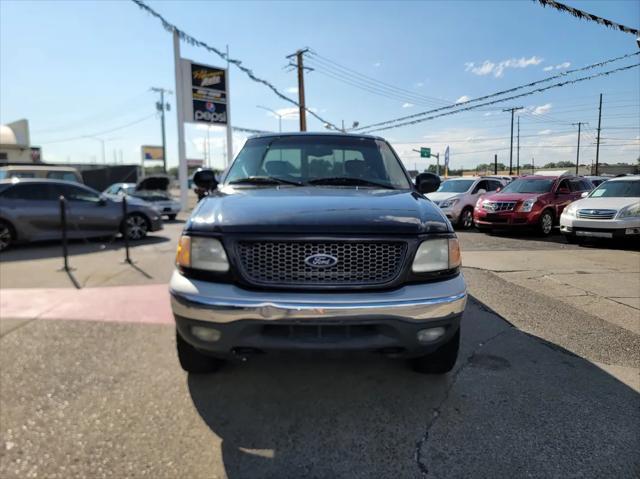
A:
[[415, 328, 512, 477]]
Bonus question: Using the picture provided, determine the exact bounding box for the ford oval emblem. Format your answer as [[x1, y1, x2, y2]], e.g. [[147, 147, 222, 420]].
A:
[[305, 254, 338, 268]]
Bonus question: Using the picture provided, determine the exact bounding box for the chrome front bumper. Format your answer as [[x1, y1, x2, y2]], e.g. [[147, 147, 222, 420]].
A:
[[169, 270, 467, 324]]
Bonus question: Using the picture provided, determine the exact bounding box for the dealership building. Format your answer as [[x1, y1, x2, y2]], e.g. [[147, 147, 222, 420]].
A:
[[0, 119, 40, 164]]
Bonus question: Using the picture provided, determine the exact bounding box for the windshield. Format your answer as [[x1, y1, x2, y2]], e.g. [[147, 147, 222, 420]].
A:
[[589, 181, 640, 198], [501, 178, 554, 194], [437, 179, 474, 193], [224, 135, 411, 189]]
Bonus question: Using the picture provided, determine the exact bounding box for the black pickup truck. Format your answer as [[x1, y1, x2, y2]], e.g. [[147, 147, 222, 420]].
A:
[[170, 133, 467, 374]]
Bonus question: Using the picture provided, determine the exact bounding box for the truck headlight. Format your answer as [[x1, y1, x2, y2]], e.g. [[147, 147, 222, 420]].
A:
[[520, 199, 536, 212], [439, 198, 459, 209], [412, 238, 461, 273], [617, 203, 640, 219], [176, 236, 229, 271]]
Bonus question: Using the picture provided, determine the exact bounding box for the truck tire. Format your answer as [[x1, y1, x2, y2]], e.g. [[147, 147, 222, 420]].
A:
[[410, 328, 460, 374], [537, 210, 554, 236], [0, 220, 15, 252], [176, 329, 225, 374]]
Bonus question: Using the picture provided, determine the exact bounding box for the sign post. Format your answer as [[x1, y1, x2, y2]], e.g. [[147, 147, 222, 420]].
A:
[[173, 30, 189, 211]]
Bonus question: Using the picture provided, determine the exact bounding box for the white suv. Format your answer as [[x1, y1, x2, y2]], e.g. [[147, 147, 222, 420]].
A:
[[426, 177, 506, 229]]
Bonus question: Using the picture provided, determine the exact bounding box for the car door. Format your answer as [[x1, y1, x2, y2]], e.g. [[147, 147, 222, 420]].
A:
[[58, 183, 121, 238], [554, 178, 574, 216], [0, 183, 60, 241]]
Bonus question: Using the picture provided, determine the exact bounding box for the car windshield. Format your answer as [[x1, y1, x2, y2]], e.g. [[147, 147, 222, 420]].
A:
[[436, 179, 474, 193], [589, 180, 640, 198], [501, 178, 554, 193], [224, 135, 411, 189]]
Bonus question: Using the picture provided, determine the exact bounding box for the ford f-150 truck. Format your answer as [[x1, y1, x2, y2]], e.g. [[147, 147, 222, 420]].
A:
[[169, 133, 467, 374]]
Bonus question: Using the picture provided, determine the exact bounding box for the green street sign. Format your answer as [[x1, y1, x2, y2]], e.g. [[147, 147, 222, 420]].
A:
[[420, 147, 431, 158]]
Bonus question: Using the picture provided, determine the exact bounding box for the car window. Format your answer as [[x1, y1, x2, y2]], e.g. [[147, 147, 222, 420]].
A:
[[581, 179, 593, 190], [437, 179, 475, 193], [557, 179, 570, 192], [489, 180, 503, 191], [47, 171, 78, 182], [569, 179, 584, 192], [501, 178, 554, 193], [590, 180, 640, 198], [472, 180, 488, 194], [60, 184, 101, 203], [0, 183, 56, 200]]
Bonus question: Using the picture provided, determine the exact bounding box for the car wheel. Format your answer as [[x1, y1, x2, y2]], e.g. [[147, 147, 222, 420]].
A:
[[538, 210, 554, 236], [176, 329, 225, 373], [122, 213, 148, 240], [167, 214, 177, 221], [457, 207, 474, 230], [0, 220, 14, 252], [410, 328, 460, 374]]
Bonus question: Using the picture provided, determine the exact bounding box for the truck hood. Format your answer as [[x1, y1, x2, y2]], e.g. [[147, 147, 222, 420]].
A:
[[187, 186, 451, 235], [425, 192, 462, 203]]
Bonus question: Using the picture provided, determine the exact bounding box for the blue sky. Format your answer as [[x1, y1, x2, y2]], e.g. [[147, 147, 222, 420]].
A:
[[1, 0, 638, 171]]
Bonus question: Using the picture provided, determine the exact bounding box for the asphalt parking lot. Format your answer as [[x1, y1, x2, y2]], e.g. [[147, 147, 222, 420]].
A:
[[1, 218, 639, 478]]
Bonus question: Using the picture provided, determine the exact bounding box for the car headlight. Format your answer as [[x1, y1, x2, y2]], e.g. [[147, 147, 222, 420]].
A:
[[475, 198, 484, 208], [439, 198, 459, 209], [520, 199, 536, 212], [563, 204, 578, 217], [616, 203, 640, 219], [176, 236, 229, 272], [412, 238, 461, 273]]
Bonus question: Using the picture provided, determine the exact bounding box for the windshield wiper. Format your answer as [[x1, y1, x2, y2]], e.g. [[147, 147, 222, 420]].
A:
[[228, 176, 304, 186], [307, 177, 395, 189]]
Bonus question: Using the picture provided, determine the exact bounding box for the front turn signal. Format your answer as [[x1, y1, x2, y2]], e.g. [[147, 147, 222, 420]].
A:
[[176, 235, 191, 268]]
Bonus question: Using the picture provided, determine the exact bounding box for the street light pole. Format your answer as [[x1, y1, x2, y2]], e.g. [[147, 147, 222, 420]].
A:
[[257, 105, 284, 132], [151, 87, 172, 174]]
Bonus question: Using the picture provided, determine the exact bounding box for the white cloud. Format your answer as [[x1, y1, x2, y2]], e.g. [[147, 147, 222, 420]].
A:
[[543, 66, 554, 72], [373, 62, 381, 67], [556, 61, 571, 69], [285, 86, 298, 94], [538, 129, 553, 135], [532, 103, 552, 115], [465, 56, 543, 78], [455, 95, 471, 104], [402, 102, 414, 108]]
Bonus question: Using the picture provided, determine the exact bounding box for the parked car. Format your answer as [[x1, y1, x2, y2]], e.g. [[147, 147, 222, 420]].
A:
[[560, 176, 640, 243], [104, 176, 181, 220], [170, 132, 466, 374], [0, 165, 82, 183], [473, 174, 594, 235], [426, 176, 506, 229], [0, 178, 162, 251]]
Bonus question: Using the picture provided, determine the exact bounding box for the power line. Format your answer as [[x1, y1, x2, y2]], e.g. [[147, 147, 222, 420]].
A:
[[130, 0, 339, 130], [534, 0, 640, 36], [361, 63, 640, 133], [38, 114, 156, 145], [354, 52, 639, 132]]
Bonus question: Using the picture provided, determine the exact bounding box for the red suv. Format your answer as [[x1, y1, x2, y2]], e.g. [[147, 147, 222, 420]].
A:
[[473, 175, 593, 235]]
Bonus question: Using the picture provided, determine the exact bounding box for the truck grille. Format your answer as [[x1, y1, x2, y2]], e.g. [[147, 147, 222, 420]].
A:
[[483, 201, 516, 212], [236, 240, 407, 287], [576, 209, 616, 220]]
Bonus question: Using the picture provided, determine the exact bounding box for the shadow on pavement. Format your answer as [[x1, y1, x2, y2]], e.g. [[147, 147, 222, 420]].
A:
[[186, 296, 640, 478], [0, 234, 171, 263]]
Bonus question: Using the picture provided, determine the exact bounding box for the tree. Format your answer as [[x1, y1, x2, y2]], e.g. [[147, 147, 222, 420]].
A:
[[556, 161, 575, 168], [543, 162, 557, 168]]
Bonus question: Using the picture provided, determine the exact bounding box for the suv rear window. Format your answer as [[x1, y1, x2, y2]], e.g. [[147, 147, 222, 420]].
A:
[[0, 183, 56, 200]]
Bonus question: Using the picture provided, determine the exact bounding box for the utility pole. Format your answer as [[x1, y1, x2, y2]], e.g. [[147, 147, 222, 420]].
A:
[[494, 154, 498, 175], [151, 87, 171, 174], [503, 107, 523, 175], [532, 157, 535, 174], [595, 93, 603, 175], [286, 48, 312, 131], [572, 122, 587, 175], [516, 117, 520, 176]]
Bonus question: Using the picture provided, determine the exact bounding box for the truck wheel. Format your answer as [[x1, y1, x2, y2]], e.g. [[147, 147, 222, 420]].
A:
[[537, 210, 554, 236], [176, 329, 225, 374], [410, 328, 460, 374], [0, 220, 15, 252], [457, 207, 474, 230]]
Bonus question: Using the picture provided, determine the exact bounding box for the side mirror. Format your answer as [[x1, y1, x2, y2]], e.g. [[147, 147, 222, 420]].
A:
[[193, 168, 218, 191], [476, 188, 487, 195], [581, 191, 589, 198], [415, 172, 440, 194]]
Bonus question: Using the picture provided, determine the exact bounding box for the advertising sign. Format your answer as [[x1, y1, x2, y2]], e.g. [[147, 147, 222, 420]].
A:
[[181, 59, 228, 125], [444, 146, 450, 168], [141, 145, 164, 161]]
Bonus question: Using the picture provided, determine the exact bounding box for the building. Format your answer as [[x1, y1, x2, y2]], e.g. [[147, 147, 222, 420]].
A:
[[0, 119, 40, 164]]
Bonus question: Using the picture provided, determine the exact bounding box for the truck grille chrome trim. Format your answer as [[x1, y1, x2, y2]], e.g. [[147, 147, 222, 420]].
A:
[[236, 240, 407, 286], [576, 209, 617, 220], [483, 201, 516, 212]]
